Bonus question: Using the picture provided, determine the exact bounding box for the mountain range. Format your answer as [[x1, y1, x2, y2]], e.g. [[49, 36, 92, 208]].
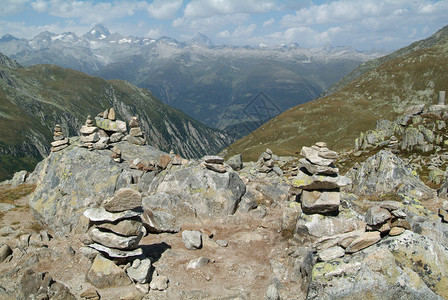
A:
[[223, 25, 448, 161], [0, 53, 232, 181], [0, 24, 386, 136]]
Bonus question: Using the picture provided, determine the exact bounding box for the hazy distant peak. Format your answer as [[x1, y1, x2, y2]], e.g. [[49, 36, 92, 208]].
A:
[[84, 24, 111, 40], [0, 34, 18, 43], [189, 32, 214, 47]]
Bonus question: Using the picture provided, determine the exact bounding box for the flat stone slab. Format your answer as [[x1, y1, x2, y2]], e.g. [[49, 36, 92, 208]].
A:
[[345, 231, 381, 254], [89, 227, 142, 250], [204, 162, 227, 173], [84, 207, 141, 222], [103, 188, 142, 212], [299, 158, 338, 175], [95, 219, 143, 236], [80, 126, 98, 135], [301, 190, 340, 214], [95, 117, 127, 133], [301, 146, 335, 166], [203, 155, 224, 164], [318, 246, 345, 262], [88, 243, 143, 258], [292, 170, 351, 190], [365, 206, 392, 226]]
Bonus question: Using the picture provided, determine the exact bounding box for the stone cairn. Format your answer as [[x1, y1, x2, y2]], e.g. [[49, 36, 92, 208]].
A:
[[79, 115, 99, 149], [95, 108, 127, 147], [203, 155, 228, 173], [291, 142, 351, 214], [365, 201, 410, 236], [50, 124, 69, 152], [83, 188, 154, 285], [258, 148, 275, 173], [126, 116, 146, 146]]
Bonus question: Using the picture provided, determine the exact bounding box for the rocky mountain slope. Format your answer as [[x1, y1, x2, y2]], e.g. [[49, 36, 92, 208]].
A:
[[0, 55, 232, 181], [322, 25, 448, 97], [223, 27, 448, 161], [0, 103, 447, 298], [0, 25, 385, 133]]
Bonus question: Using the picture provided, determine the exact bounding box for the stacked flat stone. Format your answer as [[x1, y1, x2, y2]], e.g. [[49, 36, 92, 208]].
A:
[[110, 146, 122, 163], [83, 188, 145, 259], [95, 108, 127, 147], [293, 142, 351, 214], [50, 124, 69, 152], [258, 149, 275, 173], [127, 116, 146, 146], [365, 201, 409, 236], [203, 155, 227, 173], [79, 115, 99, 149]]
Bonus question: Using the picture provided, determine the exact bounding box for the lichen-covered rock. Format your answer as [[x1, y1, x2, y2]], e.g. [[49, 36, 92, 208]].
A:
[[308, 231, 448, 299], [86, 255, 132, 288], [150, 165, 246, 219], [347, 150, 435, 201]]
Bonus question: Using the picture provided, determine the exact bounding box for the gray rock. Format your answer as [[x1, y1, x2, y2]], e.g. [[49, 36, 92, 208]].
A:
[[203, 155, 224, 164], [301, 190, 340, 214], [88, 243, 143, 258], [86, 255, 132, 288], [182, 230, 202, 250], [292, 169, 351, 190], [89, 227, 143, 250], [308, 231, 447, 299], [299, 158, 338, 175], [79, 246, 101, 261], [18, 269, 76, 300], [226, 154, 243, 171], [95, 117, 127, 133], [94, 219, 143, 236], [266, 283, 280, 300], [379, 201, 402, 211], [110, 132, 125, 143], [204, 162, 227, 173], [0, 203, 15, 213], [142, 193, 189, 233], [365, 206, 392, 226], [216, 240, 228, 247], [0, 244, 12, 263], [9, 170, 27, 187], [347, 150, 435, 201], [127, 135, 146, 146], [296, 213, 366, 239], [149, 274, 168, 291], [126, 258, 153, 284], [80, 126, 98, 135], [80, 132, 100, 143], [29, 144, 124, 236], [301, 146, 334, 166], [237, 195, 258, 213], [84, 207, 141, 223], [103, 188, 142, 212], [153, 165, 246, 218], [318, 246, 345, 262], [187, 257, 210, 269], [345, 231, 381, 253]]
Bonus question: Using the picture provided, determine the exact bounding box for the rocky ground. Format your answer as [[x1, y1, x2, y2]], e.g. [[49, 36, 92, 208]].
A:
[[1, 104, 448, 299]]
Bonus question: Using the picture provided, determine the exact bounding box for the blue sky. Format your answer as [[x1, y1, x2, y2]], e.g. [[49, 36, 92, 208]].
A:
[[0, 0, 447, 50]]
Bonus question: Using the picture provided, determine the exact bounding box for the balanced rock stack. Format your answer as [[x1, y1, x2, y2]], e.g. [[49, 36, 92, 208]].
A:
[[258, 149, 275, 173], [95, 108, 127, 145], [83, 188, 145, 259], [292, 142, 351, 214], [365, 201, 410, 236], [50, 124, 69, 152], [79, 115, 99, 149], [203, 155, 227, 173], [127, 116, 146, 146]]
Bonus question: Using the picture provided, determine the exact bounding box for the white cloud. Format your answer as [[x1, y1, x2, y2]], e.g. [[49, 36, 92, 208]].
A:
[[263, 17, 274, 27], [184, 0, 277, 18], [146, 28, 162, 38], [217, 30, 231, 38], [146, 0, 183, 20], [173, 13, 250, 30], [31, 0, 48, 13], [0, 0, 29, 16]]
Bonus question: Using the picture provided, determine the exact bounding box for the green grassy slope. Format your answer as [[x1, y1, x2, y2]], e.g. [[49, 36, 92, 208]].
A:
[[223, 39, 448, 161]]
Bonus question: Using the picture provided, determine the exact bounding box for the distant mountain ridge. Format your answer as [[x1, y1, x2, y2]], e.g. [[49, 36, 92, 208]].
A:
[[322, 25, 448, 97], [0, 53, 233, 181], [0, 25, 387, 133], [223, 25, 448, 161]]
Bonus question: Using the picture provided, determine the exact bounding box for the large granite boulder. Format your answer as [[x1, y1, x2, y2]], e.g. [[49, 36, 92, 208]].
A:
[[308, 231, 448, 299], [29, 141, 165, 236], [143, 165, 246, 231], [347, 150, 435, 201]]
